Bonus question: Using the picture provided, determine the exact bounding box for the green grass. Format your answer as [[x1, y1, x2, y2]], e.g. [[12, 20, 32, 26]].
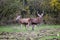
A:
[[0, 24, 60, 40], [0, 25, 26, 32], [0, 24, 60, 32]]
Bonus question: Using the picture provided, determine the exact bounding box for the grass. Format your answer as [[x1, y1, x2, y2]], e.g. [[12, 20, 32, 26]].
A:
[[0, 24, 60, 40], [0, 24, 60, 32]]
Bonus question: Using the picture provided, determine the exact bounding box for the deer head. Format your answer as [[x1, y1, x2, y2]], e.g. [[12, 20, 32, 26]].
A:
[[16, 15, 21, 21]]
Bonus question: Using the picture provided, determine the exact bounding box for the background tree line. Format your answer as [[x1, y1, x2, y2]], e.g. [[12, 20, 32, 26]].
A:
[[0, 0, 60, 25]]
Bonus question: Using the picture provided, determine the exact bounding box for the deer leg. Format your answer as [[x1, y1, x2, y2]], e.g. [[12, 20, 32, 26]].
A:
[[24, 25, 26, 28], [37, 24, 40, 27], [26, 24, 29, 30], [24, 25, 27, 30], [26, 22, 30, 30], [20, 24, 22, 28], [32, 25, 35, 30]]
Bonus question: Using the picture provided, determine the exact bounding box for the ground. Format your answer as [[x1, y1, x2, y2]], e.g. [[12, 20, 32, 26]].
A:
[[0, 24, 60, 40]]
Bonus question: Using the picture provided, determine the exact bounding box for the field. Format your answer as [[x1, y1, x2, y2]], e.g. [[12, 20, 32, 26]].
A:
[[0, 24, 60, 40]]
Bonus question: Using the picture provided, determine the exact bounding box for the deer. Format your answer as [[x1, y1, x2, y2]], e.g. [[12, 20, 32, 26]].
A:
[[30, 11, 44, 30], [15, 11, 44, 30], [16, 15, 31, 30]]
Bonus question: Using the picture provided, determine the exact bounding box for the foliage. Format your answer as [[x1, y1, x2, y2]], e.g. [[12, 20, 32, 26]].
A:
[[50, 0, 60, 24], [0, 0, 60, 25]]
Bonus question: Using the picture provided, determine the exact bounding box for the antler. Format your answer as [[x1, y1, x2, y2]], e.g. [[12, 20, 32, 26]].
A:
[[37, 11, 41, 17], [40, 10, 44, 17]]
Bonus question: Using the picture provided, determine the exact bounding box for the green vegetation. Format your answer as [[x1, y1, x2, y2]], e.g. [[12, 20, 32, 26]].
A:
[[0, 24, 60, 32], [0, 0, 60, 40], [0, 25, 60, 40], [0, 0, 60, 25]]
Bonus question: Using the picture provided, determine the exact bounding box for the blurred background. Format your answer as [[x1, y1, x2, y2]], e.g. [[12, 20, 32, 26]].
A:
[[0, 0, 60, 25]]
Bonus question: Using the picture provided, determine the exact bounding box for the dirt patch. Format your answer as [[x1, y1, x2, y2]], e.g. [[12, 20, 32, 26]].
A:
[[0, 28, 60, 40]]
